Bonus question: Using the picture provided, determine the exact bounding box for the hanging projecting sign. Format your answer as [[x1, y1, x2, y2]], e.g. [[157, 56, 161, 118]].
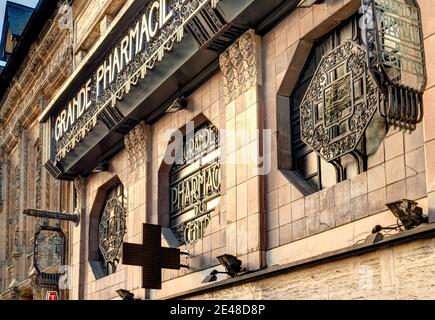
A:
[[52, 0, 221, 163], [34, 226, 66, 288], [363, 0, 426, 131], [169, 123, 221, 244]]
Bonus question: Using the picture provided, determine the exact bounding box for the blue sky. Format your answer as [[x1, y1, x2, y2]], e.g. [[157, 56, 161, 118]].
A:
[[0, 0, 39, 66]]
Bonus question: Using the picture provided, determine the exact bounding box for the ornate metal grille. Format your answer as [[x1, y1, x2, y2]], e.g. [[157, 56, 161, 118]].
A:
[[169, 122, 221, 245], [291, 15, 387, 191], [98, 184, 126, 275]]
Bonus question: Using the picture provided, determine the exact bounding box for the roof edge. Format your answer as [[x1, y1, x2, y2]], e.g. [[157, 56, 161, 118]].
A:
[[0, 0, 59, 104]]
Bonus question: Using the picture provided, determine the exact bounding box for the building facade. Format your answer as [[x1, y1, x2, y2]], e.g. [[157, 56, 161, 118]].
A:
[[0, 0, 435, 300]]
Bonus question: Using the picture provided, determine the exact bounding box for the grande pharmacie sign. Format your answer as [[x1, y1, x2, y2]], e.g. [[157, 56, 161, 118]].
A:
[[53, 0, 220, 163]]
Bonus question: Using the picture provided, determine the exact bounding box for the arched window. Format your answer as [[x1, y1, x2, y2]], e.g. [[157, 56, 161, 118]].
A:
[[168, 122, 221, 245]]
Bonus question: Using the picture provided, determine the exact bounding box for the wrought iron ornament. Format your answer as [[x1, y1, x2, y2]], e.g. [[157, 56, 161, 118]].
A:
[[23, 209, 80, 225], [363, 0, 426, 131], [98, 197, 127, 268], [300, 41, 382, 162]]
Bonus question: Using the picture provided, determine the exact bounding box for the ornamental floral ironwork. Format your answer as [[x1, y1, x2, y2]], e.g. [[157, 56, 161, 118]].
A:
[[300, 41, 382, 162], [98, 197, 127, 267], [55, 0, 221, 162], [362, 0, 426, 131]]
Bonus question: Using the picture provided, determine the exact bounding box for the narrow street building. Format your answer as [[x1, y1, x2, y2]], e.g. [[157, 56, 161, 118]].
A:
[[0, 0, 434, 300]]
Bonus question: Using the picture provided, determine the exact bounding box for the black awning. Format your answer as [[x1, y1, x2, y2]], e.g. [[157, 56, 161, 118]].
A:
[[42, 0, 298, 180]]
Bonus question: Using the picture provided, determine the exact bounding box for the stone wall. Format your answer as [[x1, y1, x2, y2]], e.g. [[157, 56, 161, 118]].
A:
[[65, 0, 435, 300], [260, 0, 433, 268], [188, 238, 435, 300], [0, 4, 75, 298], [421, 0, 435, 223]]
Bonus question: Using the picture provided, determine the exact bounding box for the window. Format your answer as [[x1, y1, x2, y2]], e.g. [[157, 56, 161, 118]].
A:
[[169, 122, 221, 245], [2, 26, 16, 61], [289, 15, 387, 191]]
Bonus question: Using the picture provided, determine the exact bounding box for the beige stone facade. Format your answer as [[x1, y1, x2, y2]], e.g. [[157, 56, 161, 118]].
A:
[[185, 237, 435, 300], [1, 0, 434, 300], [0, 3, 74, 299]]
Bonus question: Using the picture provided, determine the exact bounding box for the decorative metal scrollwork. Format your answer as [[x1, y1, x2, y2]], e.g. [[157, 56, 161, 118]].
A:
[[300, 41, 382, 162], [362, 0, 426, 131], [98, 197, 126, 267]]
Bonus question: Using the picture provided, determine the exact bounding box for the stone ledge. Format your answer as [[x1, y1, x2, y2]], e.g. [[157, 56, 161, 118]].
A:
[[165, 223, 435, 300]]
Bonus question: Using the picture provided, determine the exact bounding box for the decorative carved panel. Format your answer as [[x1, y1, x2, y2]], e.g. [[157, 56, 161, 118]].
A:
[[124, 122, 149, 171], [0, 160, 3, 212], [35, 142, 42, 210], [219, 30, 261, 104], [73, 175, 86, 211], [0, 5, 73, 154]]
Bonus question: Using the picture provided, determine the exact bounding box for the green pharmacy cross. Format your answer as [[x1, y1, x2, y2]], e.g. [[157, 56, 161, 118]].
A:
[[122, 224, 185, 290]]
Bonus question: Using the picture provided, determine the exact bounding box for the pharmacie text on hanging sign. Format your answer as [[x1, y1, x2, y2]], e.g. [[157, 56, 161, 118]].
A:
[[54, 0, 216, 143]]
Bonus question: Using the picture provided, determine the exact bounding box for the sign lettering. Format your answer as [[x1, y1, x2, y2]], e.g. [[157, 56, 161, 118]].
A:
[[53, 0, 221, 161], [169, 123, 220, 244]]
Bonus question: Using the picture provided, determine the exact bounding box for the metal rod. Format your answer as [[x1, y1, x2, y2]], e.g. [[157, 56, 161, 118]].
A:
[[23, 209, 80, 226]]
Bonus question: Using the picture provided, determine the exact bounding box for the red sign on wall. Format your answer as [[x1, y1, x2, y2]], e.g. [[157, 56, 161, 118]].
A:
[[46, 291, 59, 301]]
